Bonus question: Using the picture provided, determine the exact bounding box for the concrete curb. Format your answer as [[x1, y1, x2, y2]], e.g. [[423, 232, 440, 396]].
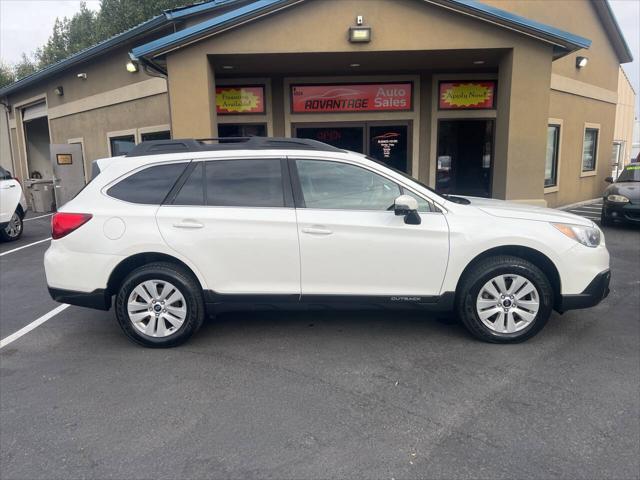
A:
[[559, 197, 602, 210]]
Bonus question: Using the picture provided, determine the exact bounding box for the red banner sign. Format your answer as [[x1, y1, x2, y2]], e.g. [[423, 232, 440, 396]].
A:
[[439, 81, 496, 110], [216, 86, 265, 114], [291, 83, 412, 113]]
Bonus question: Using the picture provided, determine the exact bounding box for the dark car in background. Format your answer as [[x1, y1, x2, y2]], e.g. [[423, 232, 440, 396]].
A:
[[602, 163, 640, 226]]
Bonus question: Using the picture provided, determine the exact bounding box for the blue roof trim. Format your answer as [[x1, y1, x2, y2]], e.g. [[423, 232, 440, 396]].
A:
[[131, 0, 291, 59], [0, 0, 243, 97], [446, 0, 591, 49]]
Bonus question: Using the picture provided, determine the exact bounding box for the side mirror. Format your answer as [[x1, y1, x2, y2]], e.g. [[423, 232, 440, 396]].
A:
[[605, 176, 614, 183], [394, 195, 421, 225]]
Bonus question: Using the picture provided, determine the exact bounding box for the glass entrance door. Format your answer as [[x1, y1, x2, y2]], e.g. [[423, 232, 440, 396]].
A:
[[436, 119, 494, 197], [294, 122, 411, 173]]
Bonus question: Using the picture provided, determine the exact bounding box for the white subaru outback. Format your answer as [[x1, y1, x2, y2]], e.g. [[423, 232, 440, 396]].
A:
[[44, 137, 610, 347]]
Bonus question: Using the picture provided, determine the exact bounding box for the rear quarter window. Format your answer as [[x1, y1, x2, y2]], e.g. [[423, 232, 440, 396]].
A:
[[107, 163, 188, 204]]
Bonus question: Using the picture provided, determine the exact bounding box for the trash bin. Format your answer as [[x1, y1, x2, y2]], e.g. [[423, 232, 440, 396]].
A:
[[24, 179, 56, 213]]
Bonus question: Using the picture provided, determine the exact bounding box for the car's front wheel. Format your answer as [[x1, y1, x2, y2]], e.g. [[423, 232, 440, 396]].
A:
[[0, 211, 23, 241], [456, 256, 553, 343], [115, 262, 205, 347]]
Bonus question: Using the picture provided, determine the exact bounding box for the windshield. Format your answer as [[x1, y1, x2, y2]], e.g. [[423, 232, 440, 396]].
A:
[[616, 164, 640, 182]]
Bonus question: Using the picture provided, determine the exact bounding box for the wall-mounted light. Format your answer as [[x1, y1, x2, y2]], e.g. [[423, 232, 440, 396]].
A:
[[473, 60, 485, 65], [126, 60, 139, 73], [576, 56, 588, 69], [54, 86, 64, 96], [222, 65, 234, 70], [349, 26, 371, 43], [77, 73, 87, 80]]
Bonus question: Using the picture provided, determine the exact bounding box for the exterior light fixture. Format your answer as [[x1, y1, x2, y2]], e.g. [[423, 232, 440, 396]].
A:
[[349, 26, 371, 43], [77, 73, 87, 80], [350, 63, 361, 68], [54, 86, 64, 96], [473, 60, 485, 65], [126, 60, 139, 73], [576, 56, 588, 68], [222, 65, 234, 70]]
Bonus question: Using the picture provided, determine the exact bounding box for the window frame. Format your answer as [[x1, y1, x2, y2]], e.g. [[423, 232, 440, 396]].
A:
[[289, 157, 434, 212], [580, 123, 600, 177], [544, 120, 562, 192]]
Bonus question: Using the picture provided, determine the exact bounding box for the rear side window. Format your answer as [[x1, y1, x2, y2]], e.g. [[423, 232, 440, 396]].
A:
[[204, 159, 284, 207], [107, 163, 187, 204]]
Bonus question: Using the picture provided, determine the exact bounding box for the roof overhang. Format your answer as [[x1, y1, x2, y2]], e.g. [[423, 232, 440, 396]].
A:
[[590, 0, 633, 63]]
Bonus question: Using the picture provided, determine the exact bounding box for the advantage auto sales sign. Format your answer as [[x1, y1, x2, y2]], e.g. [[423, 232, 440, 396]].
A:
[[291, 83, 412, 113]]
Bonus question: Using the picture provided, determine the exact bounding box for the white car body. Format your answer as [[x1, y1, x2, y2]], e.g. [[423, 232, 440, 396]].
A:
[[44, 138, 610, 345], [0, 166, 27, 240]]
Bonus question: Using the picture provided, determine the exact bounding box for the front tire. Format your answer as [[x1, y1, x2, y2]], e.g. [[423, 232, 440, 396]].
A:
[[456, 256, 553, 343], [0, 211, 23, 241], [115, 262, 205, 347]]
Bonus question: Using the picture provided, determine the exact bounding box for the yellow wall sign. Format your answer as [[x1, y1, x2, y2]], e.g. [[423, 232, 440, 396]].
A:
[[439, 81, 496, 110], [216, 86, 265, 114]]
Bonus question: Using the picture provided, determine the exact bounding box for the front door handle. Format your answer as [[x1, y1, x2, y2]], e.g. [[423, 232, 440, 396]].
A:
[[302, 226, 333, 235], [173, 220, 204, 229]]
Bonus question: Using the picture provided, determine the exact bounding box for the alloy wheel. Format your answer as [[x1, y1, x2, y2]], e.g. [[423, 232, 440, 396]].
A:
[[4, 212, 22, 239], [475, 274, 540, 334], [127, 280, 187, 337]]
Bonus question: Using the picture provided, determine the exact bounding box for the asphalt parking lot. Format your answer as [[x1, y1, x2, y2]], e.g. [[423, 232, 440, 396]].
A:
[[1, 210, 639, 479]]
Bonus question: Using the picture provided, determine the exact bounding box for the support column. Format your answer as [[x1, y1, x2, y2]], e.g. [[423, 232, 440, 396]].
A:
[[494, 45, 553, 204], [166, 50, 216, 139]]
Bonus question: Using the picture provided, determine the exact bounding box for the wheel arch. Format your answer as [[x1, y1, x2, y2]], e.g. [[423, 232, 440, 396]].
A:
[[455, 245, 562, 310], [107, 252, 204, 295]]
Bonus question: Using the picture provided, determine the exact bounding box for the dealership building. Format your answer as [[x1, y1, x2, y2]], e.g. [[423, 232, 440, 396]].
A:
[[0, 0, 635, 208]]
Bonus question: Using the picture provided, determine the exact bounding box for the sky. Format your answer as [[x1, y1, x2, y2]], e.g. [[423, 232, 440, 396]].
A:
[[0, 0, 638, 111]]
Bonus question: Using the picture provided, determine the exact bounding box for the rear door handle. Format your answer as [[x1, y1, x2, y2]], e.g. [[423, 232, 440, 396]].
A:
[[302, 226, 333, 235], [173, 220, 204, 229]]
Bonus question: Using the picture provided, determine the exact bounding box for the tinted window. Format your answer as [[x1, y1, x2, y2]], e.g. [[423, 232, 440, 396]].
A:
[[107, 163, 187, 204], [616, 164, 640, 182], [0, 166, 11, 180], [582, 128, 598, 172], [296, 160, 401, 210], [173, 162, 205, 205], [205, 160, 284, 207], [218, 124, 266, 139], [545, 125, 560, 187], [110, 135, 136, 156]]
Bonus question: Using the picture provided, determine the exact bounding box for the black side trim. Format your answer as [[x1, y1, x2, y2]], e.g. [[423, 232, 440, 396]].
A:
[[558, 269, 610, 312], [48, 287, 111, 311], [203, 291, 455, 314]]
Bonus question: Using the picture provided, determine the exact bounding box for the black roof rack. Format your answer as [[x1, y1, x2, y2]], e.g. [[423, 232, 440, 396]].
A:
[[125, 136, 345, 157]]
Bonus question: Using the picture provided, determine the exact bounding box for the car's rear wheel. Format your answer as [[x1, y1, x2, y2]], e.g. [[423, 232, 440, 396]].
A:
[[0, 211, 23, 241], [115, 262, 204, 347], [456, 256, 553, 343]]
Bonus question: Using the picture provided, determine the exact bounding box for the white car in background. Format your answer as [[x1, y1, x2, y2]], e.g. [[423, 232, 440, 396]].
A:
[[44, 137, 610, 348], [0, 166, 27, 242]]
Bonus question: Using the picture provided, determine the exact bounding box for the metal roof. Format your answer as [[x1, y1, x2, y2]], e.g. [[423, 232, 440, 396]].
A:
[[0, 0, 244, 97], [131, 0, 594, 65]]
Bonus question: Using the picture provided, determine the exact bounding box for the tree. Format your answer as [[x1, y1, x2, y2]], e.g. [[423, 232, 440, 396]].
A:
[[0, 62, 16, 88], [95, 0, 187, 40], [13, 54, 38, 80]]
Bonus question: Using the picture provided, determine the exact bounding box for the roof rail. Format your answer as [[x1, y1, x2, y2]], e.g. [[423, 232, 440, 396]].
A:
[[125, 136, 344, 157]]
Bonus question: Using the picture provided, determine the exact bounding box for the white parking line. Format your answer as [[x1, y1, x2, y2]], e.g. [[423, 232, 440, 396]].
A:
[[24, 213, 53, 222], [0, 237, 51, 257], [0, 304, 69, 349]]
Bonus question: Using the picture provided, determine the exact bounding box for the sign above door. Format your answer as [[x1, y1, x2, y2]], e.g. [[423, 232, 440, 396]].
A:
[[438, 81, 496, 110], [216, 86, 265, 114], [291, 83, 413, 113]]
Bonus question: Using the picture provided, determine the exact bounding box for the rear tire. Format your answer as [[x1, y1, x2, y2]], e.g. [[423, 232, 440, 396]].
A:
[[456, 256, 553, 343], [0, 211, 23, 242], [115, 262, 204, 348]]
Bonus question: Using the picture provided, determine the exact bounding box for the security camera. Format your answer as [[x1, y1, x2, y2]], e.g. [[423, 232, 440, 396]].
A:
[[77, 73, 87, 80]]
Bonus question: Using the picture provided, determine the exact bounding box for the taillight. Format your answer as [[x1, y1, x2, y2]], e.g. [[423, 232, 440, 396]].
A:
[[51, 212, 93, 239]]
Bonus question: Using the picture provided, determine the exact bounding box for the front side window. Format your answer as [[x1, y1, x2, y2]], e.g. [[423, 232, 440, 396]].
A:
[[205, 159, 284, 207], [545, 125, 560, 187], [107, 163, 187, 204], [296, 159, 401, 210], [109, 135, 136, 156], [582, 128, 599, 172]]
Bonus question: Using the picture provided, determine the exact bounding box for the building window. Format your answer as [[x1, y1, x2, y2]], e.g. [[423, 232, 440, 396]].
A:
[[218, 124, 267, 138], [141, 130, 171, 142], [582, 127, 599, 172], [109, 135, 135, 156], [545, 125, 560, 187]]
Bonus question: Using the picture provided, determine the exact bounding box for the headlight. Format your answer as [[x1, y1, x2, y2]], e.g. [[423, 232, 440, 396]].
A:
[[606, 194, 629, 203], [552, 223, 601, 248]]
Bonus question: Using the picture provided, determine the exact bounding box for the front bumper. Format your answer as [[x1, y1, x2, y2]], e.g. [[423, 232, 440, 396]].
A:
[[602, 200, 640, 223], [48, 287, 112, 311], [558, 269, 610, 312]]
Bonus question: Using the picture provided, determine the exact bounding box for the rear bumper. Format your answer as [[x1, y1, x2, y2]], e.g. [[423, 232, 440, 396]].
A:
[[558, 269, 610, 312], [48, 287, 111, 311]]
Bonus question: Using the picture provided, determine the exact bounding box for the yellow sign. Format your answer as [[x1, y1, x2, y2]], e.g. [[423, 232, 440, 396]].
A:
[[439, 81, 495, 109], [216, 86, 264, 114]]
